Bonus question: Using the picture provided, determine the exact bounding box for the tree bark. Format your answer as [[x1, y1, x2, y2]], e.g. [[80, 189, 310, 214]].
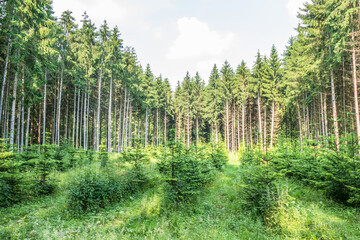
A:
[[9, 67, 18, 148], [25, 107, 30, 148], [0, 37, 11, 126], [96, 59, 103, 151], [352, 31, 360, 150], [56, 65, 64, 145], [330, 70, 340, 151], [107, 72, 113, 152], [270, 100, 275, 148], [257, 92, 263, 148]]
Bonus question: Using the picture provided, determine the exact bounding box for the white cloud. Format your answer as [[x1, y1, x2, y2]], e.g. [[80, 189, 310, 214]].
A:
[[286, 0, 307, 21], [167, 17, 235, 60]]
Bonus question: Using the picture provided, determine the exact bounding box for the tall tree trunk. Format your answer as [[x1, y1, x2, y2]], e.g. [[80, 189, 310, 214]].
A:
[[65, 98, 68, 140], [263, 104, 267, 150], [72, 87, 76, 147], [75, 89, 80, 149], [96, 59, 103, 152], [0, 37, 11, 126], [145, 107, 148, 147], [56, 65, 64, 145], [330, 70, 340, 151], [20, 74, 24, 152], [9, 67, 18, 148], [237, 106, 240, 151], [187, 106, 190, 147], [257, 92, 263, 148], [297, 102, 303, 150], [117, 102, 122, 152], [270, 100, 275, 148], [232, 102, 235, 151], [352, 31, 360, 150], [79, 92, 84, 148], [164, 109, 167, 146], [242, 100, 246, 148], [25, 107, 30, 148], [108, 72, 113, 152], [121, 88, 127, 151], [16, 101, 20, 151], [226, 99, 229, 149], [196, 114, 199, 145]]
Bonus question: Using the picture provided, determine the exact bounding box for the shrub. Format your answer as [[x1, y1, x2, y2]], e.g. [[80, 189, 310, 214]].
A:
[[67, 168, 143, 214], [208, 144, 227, 170], [0, 152, 24, 207], [239, 163, 280, 225], [158, 141, 215, 202]]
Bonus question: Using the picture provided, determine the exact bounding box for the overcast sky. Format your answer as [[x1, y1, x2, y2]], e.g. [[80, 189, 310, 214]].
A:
[[52, 0, 306, 89]]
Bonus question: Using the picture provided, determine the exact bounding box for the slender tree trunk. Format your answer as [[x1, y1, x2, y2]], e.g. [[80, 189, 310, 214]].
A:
[[237, 106, 240, 151], [145, 107, 148, 147], [270, 100, 275, 148], [249, 107, 253, 148], [96, 59, 103, 152], [25, 107, 30, 148], [117, 102, 122, 152], [16, 101, 20, 151], [79, 92, 84, 148], [297, 102, 303, 150], [187, 106, 190, 147], [0, 37, 11, 126], [242, 100, 246, 148], [196, 114, 199, 145], [121, 88, 127, 151], [164, 109, 167, 146], [352, 31, 360, 150], [108, 72, 113, 152], [9, 67, 18, 148], [20, 75, 24, 152], [330, 70, 340, 151], [232, 102, 235, 151], [257, 92, 263, 148], [76, 89, 80, 148], [56, 65, 64, 145], [226, 99, 229, 149], [263, 104, 267, 150], [215, 122, 218, 144], [72, 87, 76, 146], [65, 98, 68, 140]]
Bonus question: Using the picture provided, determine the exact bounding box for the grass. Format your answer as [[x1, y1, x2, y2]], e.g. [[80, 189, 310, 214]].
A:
[[1, 152, 360, 239]]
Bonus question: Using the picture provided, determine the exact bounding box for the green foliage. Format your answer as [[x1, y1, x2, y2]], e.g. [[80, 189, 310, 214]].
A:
[[239, 152, 281, 226], [207, 144, 227, 170], [67, 168, 143, 215], [158, 141, 217, 202], [0, 151, 23, 207]]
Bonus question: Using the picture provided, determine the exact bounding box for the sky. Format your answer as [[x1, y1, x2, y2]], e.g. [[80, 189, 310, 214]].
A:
[[52, 0, 307, 89]]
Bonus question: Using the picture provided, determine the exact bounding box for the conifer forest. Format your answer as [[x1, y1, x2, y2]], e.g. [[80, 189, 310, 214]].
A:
[[1, 0, 360, 239]]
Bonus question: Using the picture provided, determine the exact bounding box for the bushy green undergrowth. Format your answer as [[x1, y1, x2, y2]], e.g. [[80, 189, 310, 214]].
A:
[[268, 139, 360, 206], [158, 141, 226, 203]]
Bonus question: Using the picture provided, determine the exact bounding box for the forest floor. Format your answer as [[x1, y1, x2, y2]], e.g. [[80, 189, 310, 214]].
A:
[[1, 153, 360, 239]]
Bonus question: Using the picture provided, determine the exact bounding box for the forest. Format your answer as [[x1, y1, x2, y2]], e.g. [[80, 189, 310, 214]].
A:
[[1, 0, 360, 239]]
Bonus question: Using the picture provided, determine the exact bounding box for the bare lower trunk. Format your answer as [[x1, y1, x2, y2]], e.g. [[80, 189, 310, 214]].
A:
[[145, 107, 148, 147], [25, 107, 30, 148], [107, 72, 113, 152], [257, 92, 262, 148], [96, 60, 103, 152], [9, 68, 18, 148], [72, 87, 76, 146], [297, 102, 303, 150], [242, 100, 245, 148], [352, 31, 360, 151], [0, 37, 11, 126], [330, 70, 340, 151], [270, 100, 275, 148], [56, 66, 64, 145]]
